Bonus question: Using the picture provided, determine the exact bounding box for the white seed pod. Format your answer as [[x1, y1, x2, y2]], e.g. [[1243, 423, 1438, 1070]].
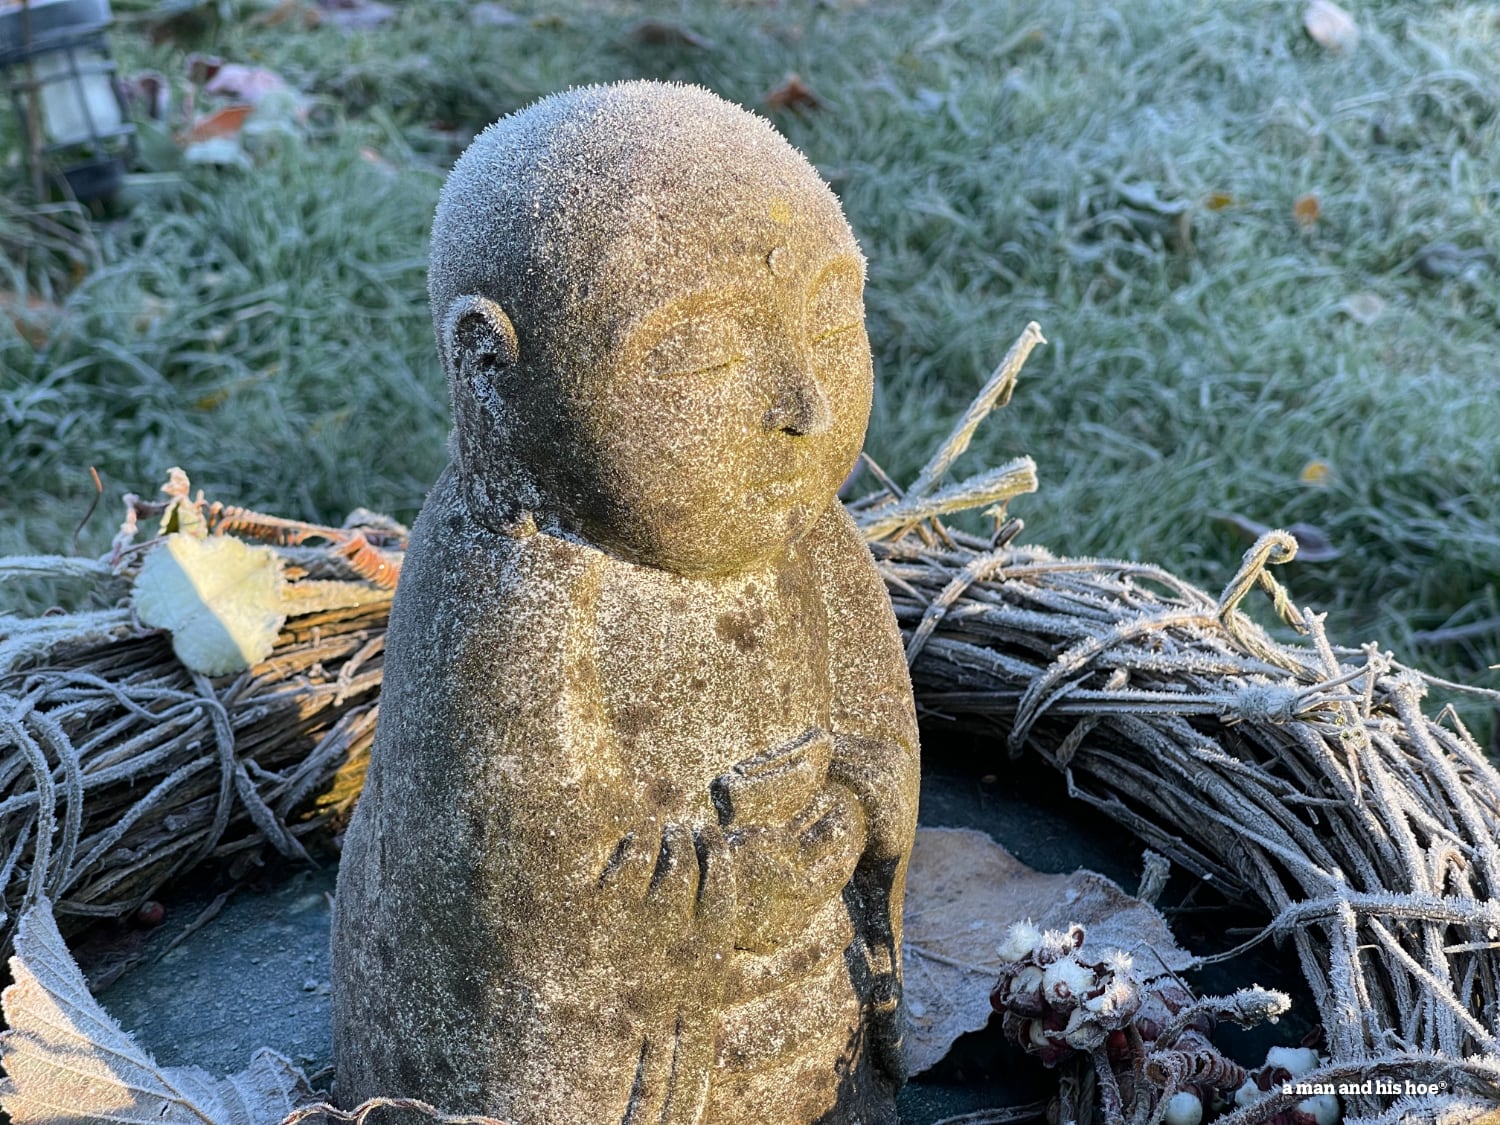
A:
[[1005, 965, 1046, 1014], [1037, 924, 1084, 965], [1298, 1093, 1340, 1125], [1042, 956, 1097, 1007], [1236, 1079, 1269, 1108], [1266, 1046, 1320, 1078], [1162, 1090, 1203, 1125], [1082, 975, 1138, 1018], [1061, 1007, 1104, 1050], [1028, 1018, 1052, 1050], [997, 921, 1042, 963]]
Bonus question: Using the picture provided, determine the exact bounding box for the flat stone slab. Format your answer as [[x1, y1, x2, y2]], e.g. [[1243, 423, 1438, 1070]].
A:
[[99, 864, 339, 1082]]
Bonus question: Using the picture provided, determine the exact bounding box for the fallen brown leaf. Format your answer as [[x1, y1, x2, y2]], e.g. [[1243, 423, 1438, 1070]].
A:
[[0, 292, 64, 348], [764, 73, 822, 113], [186, 104, 254, 143], [1292, 192, 1321, 228], [901, 827, 1191, 1075], [249, 0, 322, 30]]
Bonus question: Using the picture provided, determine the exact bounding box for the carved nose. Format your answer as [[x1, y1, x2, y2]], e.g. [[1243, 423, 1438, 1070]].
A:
[[763, 371, 833, 436]]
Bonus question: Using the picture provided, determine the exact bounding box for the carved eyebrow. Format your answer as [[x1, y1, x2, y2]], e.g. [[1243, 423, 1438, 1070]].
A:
[[608, 250, 864, 351], [808, 252, 865, 292]]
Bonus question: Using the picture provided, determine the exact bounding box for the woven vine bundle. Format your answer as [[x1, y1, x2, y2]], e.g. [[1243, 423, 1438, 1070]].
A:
[[865, 526, 1500, 1124], [2, 326, 1499, 1122], [0, 480, 397, 948]]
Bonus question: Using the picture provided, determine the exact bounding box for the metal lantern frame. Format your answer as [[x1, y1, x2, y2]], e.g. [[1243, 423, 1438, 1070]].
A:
[[0, 0, 134, 203]]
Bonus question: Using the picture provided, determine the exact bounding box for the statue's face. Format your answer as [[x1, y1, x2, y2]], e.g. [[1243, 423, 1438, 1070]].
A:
[[541, 186, 873, 577]]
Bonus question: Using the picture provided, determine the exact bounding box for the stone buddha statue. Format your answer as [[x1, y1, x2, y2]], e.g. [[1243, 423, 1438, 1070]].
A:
[[331, 80, 920, 1125]]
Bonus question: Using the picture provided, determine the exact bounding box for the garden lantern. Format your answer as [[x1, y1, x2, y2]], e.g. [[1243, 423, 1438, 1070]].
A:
[[0, 0, 133, 202]]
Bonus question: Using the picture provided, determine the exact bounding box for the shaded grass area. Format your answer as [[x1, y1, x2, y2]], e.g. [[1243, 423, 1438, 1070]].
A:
[[2, 0, 1498, 709]]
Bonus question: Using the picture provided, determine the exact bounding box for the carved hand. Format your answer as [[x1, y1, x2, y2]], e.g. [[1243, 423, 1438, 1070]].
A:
[[596, 819, 736, 1124], [711, 728, 869, 954], [828, 731, 920, 864]]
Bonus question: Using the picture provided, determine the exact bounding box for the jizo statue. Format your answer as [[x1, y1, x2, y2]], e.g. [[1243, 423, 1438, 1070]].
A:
[[331, 80, 920, 1124]]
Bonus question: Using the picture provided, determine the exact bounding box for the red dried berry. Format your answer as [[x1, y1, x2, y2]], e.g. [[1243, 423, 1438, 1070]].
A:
[[1105, 1028, 1131, 1063], [136, 900, 166, 927]]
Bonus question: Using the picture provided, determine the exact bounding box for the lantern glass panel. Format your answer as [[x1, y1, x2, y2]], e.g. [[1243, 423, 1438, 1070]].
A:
[[30, 46, 121, 147]]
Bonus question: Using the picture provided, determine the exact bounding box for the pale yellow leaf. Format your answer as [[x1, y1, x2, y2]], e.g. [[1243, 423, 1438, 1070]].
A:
[[1337, 292, 1386, 325], [1299, 459, 1333, 486], [133, 534, 286, 675]]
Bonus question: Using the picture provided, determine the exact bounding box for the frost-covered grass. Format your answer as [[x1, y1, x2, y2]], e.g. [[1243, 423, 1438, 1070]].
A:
[[3, 0, 1498, 711]]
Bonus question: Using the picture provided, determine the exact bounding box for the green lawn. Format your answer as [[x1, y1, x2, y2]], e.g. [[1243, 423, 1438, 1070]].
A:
[[3, 0, 1498, 712]]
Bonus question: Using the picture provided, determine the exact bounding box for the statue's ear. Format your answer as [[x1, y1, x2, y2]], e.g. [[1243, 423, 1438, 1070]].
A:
[[442, 294, 540, 531], [442, 295, 519, 417]]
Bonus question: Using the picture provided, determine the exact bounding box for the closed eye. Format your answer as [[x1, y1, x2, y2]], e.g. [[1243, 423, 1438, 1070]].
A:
[[640, 322, 744, 379], [676, 355, 743, 377]]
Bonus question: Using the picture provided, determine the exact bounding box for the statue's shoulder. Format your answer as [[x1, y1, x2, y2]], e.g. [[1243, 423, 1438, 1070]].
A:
[[396, 467, 599, 622], [370, 469, 614, 793], [801, 499, 883, 588], [383, 468, 605, 705]]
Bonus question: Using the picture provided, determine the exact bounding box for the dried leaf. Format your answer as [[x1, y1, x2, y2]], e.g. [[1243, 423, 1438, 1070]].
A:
[[248, 0, 322, 30], [133, 533, 287, 675], [764, 73, 822, 113], [186, 52, 224, 85], [1292, 192, 1321, 228], [1204, 191, 1236, 211], [120, 70, 170, 121], [187, 104, 254, 143], [1298, 459, 1333, 486], [1303, 0, 1360, 53], [630, 20, 714, 49], [1337, 292, 1386, 325], [0, 897, 314, 1124], [204, 64, 292, 107], [901, 827, 1191, 1075], [0, 291, 64, 348]]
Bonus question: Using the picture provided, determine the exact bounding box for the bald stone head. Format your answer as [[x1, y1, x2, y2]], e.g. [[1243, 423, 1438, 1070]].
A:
[[428, 80, 873, 576]]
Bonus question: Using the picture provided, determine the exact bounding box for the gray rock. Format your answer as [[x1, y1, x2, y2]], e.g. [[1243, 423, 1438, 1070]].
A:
[[331, 81, 921, 1124]]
